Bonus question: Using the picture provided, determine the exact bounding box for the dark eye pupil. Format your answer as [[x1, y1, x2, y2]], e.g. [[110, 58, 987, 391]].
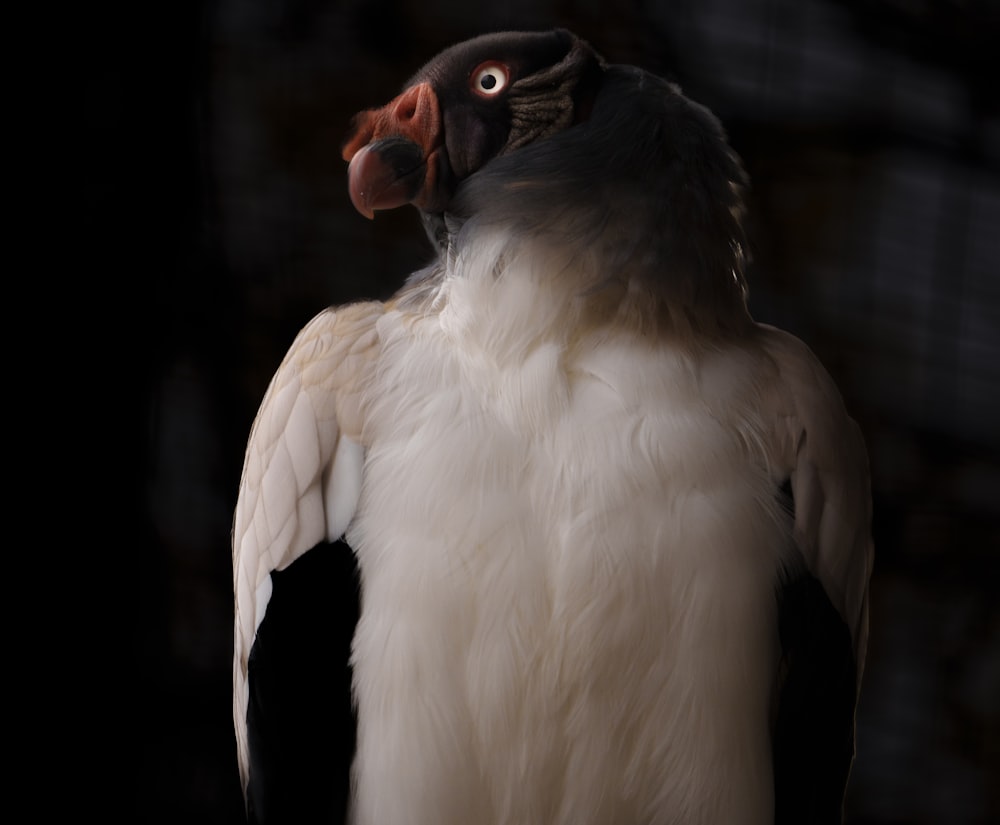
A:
[[481, 74, 497, 90]]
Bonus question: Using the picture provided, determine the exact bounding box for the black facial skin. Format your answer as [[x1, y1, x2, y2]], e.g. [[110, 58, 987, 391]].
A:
[[406, 29, 576, 180]]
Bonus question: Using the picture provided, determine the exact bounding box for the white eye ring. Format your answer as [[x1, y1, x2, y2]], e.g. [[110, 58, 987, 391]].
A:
[[470, 62, 510, 97]]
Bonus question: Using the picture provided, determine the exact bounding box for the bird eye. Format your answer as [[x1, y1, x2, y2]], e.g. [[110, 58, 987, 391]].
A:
[[470, 62, 510, 97]]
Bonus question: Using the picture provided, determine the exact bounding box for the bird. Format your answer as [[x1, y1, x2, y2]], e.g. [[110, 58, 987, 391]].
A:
[[232, 27, 874, 825]]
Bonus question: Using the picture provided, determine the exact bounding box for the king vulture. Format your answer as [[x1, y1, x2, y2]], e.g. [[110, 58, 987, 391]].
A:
[[232, 28, 873, 825]]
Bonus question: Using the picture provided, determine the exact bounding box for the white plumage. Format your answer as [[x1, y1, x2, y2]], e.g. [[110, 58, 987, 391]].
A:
[[232, 29, 872, 825]]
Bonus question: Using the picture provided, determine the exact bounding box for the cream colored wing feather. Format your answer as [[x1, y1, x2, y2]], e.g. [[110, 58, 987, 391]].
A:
[[760, 325, 874, 680], [232, 301, 382, 795]]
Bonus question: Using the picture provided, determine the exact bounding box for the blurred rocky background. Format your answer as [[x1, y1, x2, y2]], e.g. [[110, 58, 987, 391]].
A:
[[90, 0, 998, 821]]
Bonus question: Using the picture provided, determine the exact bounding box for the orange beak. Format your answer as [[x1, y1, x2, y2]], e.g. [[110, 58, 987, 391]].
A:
[[342, 82, 446, 218]]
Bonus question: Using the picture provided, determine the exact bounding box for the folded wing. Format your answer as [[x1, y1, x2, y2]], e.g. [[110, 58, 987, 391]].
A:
[[232, 302, 382, 796]]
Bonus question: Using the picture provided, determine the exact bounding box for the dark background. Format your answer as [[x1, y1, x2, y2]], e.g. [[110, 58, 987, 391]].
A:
[[91, 0, 998, 821]]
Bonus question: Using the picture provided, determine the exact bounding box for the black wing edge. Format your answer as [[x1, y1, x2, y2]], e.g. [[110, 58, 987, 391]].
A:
[[245, 540, 361, 825], [773, 482, 859, 825]]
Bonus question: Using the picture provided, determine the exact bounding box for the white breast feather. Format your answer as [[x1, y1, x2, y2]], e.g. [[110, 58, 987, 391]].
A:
[[345, 232, 801, 825]]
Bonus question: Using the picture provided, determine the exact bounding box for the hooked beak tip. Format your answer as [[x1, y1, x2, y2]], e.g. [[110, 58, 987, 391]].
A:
[[347, 146, 377, 219]]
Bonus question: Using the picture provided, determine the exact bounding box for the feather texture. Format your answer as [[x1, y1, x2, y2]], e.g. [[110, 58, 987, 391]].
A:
[[232, 302, 381, 793], [344, 248, 790, 825]]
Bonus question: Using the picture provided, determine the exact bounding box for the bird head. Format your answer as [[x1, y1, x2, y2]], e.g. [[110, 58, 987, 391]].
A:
[[341, 29, 604, 219]]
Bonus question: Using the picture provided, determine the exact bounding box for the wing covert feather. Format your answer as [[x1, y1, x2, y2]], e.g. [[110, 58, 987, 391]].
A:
[[760, 325, 874, 679], [232, 301, 382, 796]]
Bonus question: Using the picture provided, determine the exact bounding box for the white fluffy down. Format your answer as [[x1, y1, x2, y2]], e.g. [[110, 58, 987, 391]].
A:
[[345, 235, 801, 825]]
